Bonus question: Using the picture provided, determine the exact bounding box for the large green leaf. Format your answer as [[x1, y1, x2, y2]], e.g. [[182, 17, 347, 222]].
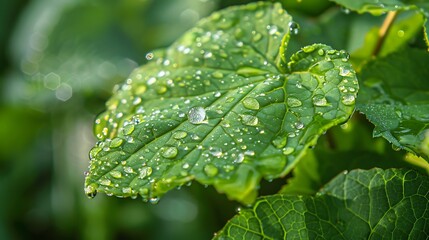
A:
[[357, 48, 429, 161], [330, 0, 429, 49], [84, 2, 358, 204], [215, 168, 429, 239]]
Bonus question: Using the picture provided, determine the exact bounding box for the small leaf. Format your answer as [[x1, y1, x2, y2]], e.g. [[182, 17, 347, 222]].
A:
[[357, 48, 429, 161], [215, 168, 429, 239], [330, 0, 429, 50], [85, 2, 358, 204]]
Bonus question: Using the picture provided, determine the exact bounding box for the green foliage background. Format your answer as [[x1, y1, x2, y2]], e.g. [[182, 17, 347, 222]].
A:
[[0, 0, 428, 239]]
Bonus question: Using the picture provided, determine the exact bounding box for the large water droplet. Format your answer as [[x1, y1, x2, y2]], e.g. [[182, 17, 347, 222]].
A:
[[204, 164, 219, 177], [295, 122, 304, 130], [267, 24, 278, 35], [123, 124, 135, 135], [240, 114, 258, 126], [110, 170, 122, 179], [110, 138, 123, 148], [139, 166, 153, 179], [85, 183, 98, 199], [124, 166, 135, 174], [289, 21, 299, 35], [341, 94, 355, 105], [209, 147, 223, 157], [339, 67, 352, 77], [282, 147, 294, 155], [100, 178, 111, 186], [312, 95, 328, 106], [272, 136, 287, 148], [173, 131, 188, 139], [122, 187, 132, 194], [212, 71, 224, 79], [188, 107, 206, 124], [287, 97, 302, 107], [162, 146, 178, 159], [242, 97, 260, 110]]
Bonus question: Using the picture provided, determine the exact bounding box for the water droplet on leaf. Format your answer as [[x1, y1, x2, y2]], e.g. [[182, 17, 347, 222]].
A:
[[110, 138, 123, 148], [188, 107, 206, 124], [287, 97, 302, 107], [110, 170, 122, 179], [162, 146, 179, 159], [123, 125, 135, 135], [240, 114, 258, 126], [341, 94, 355, 105], [173, 131, 188, 139], [85, 183, 98, 199], [204, 164, 219, 177], [242, 97, 260, 110]]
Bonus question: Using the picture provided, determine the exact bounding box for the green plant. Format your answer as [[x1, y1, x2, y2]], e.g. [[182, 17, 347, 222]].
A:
[[84, 1, 429, 239]]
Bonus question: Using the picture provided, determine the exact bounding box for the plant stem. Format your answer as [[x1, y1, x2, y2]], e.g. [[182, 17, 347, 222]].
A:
[[372, 11, 398, 56]]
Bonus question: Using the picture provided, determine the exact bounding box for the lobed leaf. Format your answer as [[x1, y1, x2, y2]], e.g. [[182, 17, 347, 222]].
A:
[[84, 2, 358, 204], [357, 48, 429, 161], [215, 168, 429, 239]]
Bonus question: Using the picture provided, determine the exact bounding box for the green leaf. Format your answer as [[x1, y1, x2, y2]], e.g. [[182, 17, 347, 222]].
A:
[[357, 48, 429, 161], [280, 148, 428, 195], [84, 2, 358, 204], [215, 168, 429, 239], [351, 11, 425, 64], [330, 0, 429, 50]]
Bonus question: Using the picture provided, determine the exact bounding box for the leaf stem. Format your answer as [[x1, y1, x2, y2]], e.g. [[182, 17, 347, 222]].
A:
[[372, 11, 398, 56]]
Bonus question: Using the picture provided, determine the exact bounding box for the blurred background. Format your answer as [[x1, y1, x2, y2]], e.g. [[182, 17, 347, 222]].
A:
[[1, 0, 405, 239]]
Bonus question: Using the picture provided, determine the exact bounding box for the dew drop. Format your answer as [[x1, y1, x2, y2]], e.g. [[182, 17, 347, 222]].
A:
[[252, 33, 262, 42], [282, 147, 294, 155], [240, 114, 259, 126], [110, 170, 122, 179], [145, 52, 154, 60], [182, 163, 190, 169], [287, 97, 302, 107], [188, 107, 206, 124], [267, 25, 278, 35], [173, 131, 188, 139], [204, 164, 219, 177], [110, 138, 123, 148], [123, 124, 135, 135], [341, 6, 351, 14], [212, 71, 224, 79], [122, 187, 132, 194], [139, 166, 153, 178], [234, 153, 245, 163], [272, 135, 287, 148], [341, 94, 355, 105], [204, 51, 213, 58], [242, 97, 260, 110], [162, 146, 178, 159], [149, 197, 160, 204], [288, 21, 299, 35], [339, 67, 352, 77], [209, 147, 223, 157], [85, 183, 98, 199], [317, 49, 325, 56], [294, 122, 304, 130], [89, 147, 101, 159], [100, 178, 111, 186], [312, 95, 328, 106], [124, 166, 134, 174]]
